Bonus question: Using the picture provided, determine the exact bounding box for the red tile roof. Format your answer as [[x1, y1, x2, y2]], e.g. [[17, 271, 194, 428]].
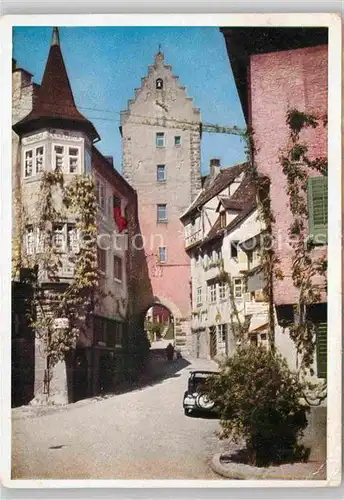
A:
[[13, 29, 99, 141]]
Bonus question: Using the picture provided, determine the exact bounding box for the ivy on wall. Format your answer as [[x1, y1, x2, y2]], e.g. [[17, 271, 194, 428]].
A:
[[19, 171, 103, 380], [280, 109, 327, 377]]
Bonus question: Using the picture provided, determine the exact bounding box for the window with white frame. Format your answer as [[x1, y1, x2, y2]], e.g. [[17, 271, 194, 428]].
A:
[[217, 324, 227, 343], [196, 286, 202, 305], [35, 146, 44, 173], [219, 281, 227, 300], [54, 145, 64, 171], [174, 136, 181, 146], [157, 164, 166, 182], [52, 224, 65, 252], [233, 278, 244, 298], [67, 225, 79, 253], [156, 132, 165, 148], [51, 223, 79, 253], [96, 180, 106, 211], [113, 255, 122, 281], [158, 246, 167, 263], [208, 283, 217, 303], [24, 150, 33, 177], [68, 147, 79, 173], [25, 226, 35, 255]]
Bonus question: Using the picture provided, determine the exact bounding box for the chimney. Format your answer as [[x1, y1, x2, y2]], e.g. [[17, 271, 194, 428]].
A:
[[209, 158, 221, 179]]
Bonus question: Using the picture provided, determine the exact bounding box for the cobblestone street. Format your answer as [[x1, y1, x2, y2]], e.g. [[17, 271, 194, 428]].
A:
[[12, 352, 226, 480]]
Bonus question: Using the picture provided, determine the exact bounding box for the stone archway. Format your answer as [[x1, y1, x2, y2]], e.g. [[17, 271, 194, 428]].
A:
[[145, 296, 189, 351]]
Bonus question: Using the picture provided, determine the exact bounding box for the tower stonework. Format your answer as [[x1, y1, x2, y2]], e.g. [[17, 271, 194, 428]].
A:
[[121, 51, 202, 349]]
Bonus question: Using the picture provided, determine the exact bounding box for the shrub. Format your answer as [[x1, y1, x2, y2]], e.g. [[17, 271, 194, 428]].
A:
[[206, 345, 309, 466]]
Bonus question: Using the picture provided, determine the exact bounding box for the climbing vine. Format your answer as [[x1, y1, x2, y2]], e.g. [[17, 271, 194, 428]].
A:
[[21, 171, 102, 374], [243, 128, 284, 352], [280, 108, 327, 376]]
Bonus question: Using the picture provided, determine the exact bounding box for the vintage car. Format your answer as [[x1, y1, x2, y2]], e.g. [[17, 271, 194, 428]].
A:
[[182, 370, 219, 416]]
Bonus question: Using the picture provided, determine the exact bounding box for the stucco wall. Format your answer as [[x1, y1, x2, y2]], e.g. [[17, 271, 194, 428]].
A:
[[250, 45, 328, 305]]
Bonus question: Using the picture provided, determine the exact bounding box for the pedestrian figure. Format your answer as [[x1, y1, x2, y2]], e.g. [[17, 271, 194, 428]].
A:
[[166, 343, 175, 361]]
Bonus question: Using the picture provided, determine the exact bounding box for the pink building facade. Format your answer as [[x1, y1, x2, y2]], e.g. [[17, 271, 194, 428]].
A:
[[250, 44, 328, 305], [221, 28, 328, 460]]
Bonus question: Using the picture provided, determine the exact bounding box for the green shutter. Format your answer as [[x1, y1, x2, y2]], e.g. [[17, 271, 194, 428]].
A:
[[308, 177, 328, 244], [316, 322, 327, 379]]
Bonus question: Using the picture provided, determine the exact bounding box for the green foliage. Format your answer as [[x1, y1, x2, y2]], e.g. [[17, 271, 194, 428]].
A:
[[281, 109, 328, 373], [206, 346, 309, 466], [286, 109, 318, 139], [26, 173, 101, 369]]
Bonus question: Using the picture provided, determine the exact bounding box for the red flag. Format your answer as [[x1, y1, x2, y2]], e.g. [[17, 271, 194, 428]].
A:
[[113, 206, 127, 233]]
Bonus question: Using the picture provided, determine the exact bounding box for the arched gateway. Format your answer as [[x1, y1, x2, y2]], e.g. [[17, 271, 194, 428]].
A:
[[142, 296, 190, 350]]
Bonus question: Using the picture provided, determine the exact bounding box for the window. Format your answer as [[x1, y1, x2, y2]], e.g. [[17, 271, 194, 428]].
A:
[[217, 324, 227, 343], [52, 224, 65, 252], [316, 322, 327, 379], [67, 225, 79, 253], [156, 78, 163, 90], [174, 136, 181, 146], [158, 247, 167, 263], [231, 240, 239, 259], [35, 146, 44, 173], [96, 180, 106, 211], [219, 281, 227, 301], [157, 164, 166, 182], [24, 150, 33, 177], [308, 176, 328, 244], [220, 211, 227, 229], [113, 255, 122, 281], [54, 145, 64, 171], [156, 132, 165, 148], [208, 283, 217, 303], [233, 278, 243, 299], [196, 287, 202, 305], [26, 226, 35, 255], [98, 248, 107, 273], [68, 147, 79, 173], [157, 204, 167, 222]]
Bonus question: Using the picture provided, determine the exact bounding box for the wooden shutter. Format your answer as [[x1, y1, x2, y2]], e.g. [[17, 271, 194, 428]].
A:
[[316, 322, 327, 379], [308, 177, 328, 244]]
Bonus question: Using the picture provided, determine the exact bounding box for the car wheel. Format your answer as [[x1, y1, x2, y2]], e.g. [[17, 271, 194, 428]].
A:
[[196, 393, 215, 411]]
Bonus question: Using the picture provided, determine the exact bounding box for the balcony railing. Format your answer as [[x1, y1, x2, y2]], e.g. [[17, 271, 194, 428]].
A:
[[185, 229, 203, 248]]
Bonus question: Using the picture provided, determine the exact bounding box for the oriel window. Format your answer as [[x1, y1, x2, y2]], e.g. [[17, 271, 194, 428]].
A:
[[24, 150, 33, 177], [35, 146, 44, 173]]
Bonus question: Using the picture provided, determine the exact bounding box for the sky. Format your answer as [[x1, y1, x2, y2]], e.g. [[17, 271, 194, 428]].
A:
[[13, 26, 247, 175]]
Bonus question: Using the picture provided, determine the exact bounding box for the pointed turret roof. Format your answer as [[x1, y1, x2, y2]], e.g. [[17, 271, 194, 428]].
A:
[[13, 27, 99, 141]]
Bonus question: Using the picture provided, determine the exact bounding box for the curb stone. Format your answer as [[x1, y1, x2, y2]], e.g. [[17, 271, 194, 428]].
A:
[[210, 453, 326, 480]]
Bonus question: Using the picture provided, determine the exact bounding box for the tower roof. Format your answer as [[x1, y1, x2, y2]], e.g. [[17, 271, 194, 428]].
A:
[[13, 27, 99, 141]]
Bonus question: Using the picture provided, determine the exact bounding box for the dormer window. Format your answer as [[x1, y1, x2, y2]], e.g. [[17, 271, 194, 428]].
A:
[[156, 78, 163, 90]]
